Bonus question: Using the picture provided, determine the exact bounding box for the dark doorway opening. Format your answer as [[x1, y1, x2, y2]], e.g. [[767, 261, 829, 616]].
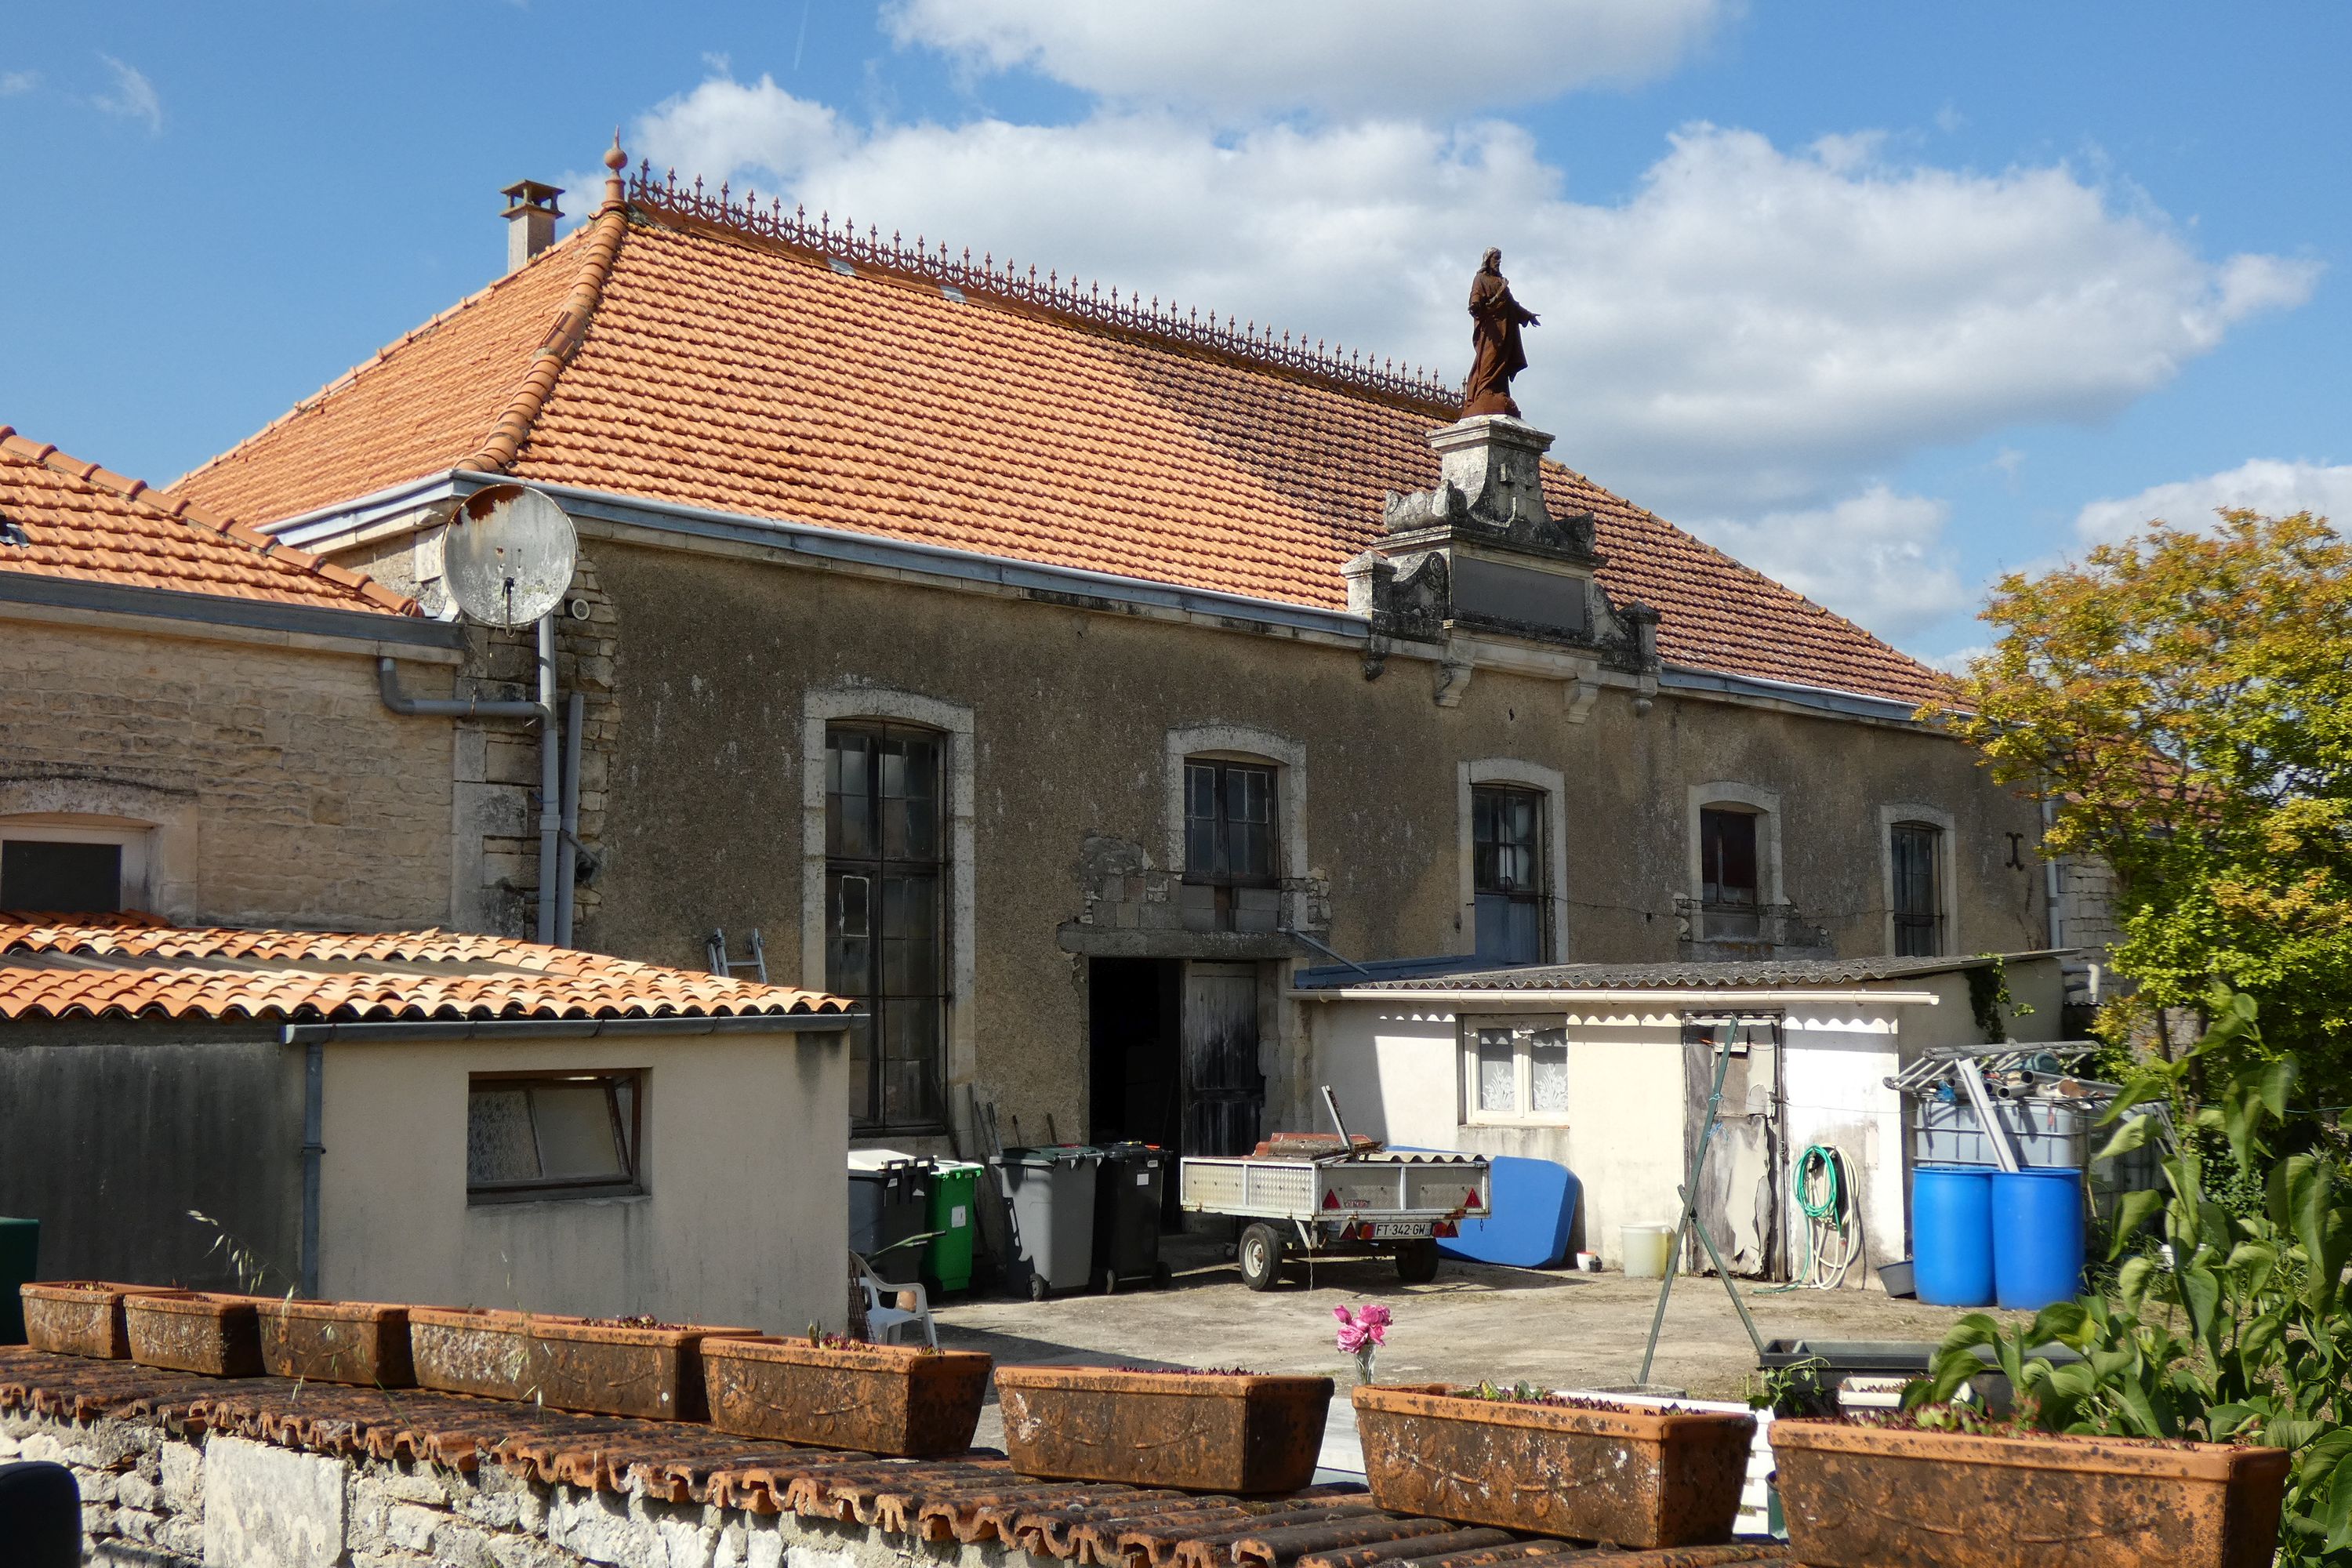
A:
[[1088, 958, 1183, 1149]]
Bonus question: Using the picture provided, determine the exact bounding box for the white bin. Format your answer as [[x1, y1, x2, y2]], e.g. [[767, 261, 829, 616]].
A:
[[1621, 1222, 1675, 1278]]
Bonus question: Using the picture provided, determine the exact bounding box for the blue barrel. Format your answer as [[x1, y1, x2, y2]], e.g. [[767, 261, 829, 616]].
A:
[[1911, 1164, 1994, 1306], [1991, 1168, 2086, 1310]]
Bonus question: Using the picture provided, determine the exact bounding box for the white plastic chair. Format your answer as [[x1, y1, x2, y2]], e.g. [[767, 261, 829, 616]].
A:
[[851, 1251, 938, 1348]]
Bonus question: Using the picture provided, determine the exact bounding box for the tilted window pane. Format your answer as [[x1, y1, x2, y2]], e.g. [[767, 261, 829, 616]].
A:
[[844, 1014, 876, 1123], [529, 1082, 628, 1181], [466, 1087, 538, 1184], [1476, 1029, 1517, 1112], [1530, 1032, 1570, 1113], [826, 873, 872, 996]]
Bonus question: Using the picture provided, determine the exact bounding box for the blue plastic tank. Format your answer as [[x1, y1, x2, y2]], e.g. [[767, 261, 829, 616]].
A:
[[1991, 1167, 2086, 1310], [1911, 1164, 1994, 1306], [1436, 1155, 1580, 1268]]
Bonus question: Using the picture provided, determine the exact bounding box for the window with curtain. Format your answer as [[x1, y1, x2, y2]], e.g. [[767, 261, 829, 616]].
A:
[[1465, 1022, 1570, 1123], [827, 722, 947, 1130], [1891, 820, 1944, 956], [1472, 786, 1547, 965]]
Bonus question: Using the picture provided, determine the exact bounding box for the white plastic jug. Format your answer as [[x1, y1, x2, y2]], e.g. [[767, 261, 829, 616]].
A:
[[1621, 1222, 1675, 1278]]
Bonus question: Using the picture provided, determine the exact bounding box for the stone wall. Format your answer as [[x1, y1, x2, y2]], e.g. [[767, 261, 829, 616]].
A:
[[0, 621, 453, 931], [1, 1407, 975, 1568]]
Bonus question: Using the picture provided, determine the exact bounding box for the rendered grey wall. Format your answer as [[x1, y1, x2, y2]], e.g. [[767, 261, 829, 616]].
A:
[[0, 1020, 302, 1292]]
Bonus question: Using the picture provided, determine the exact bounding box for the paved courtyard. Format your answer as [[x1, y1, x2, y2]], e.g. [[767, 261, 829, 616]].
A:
[[935, 1232, 1999, 1453]]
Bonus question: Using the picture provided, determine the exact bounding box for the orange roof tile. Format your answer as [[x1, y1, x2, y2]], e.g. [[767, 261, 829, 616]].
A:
[[0, 426, 416, 615], [0, 912, 851, 1023], [169, 159, 1950, 707]]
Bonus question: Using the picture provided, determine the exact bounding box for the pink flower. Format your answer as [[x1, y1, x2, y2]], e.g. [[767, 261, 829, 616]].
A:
[[1333, 1304, 1390, 1356]]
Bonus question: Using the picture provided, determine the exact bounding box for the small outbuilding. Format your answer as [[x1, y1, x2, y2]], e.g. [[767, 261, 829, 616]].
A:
[[0, 913, 856, 1330], [1295, 953, 2066, 1282]]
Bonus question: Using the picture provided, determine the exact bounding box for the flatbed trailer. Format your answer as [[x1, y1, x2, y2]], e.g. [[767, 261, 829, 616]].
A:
[[1178, 1089, 1491, 1290]]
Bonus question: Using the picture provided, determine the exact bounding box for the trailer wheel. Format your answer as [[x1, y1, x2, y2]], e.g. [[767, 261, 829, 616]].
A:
[[1394, 1239, 1440, 1283], [1238, 1223, 1287, 1291]]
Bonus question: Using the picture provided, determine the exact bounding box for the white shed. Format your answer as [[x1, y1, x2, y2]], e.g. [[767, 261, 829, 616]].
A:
[[1294, 953, 2065, 1283]]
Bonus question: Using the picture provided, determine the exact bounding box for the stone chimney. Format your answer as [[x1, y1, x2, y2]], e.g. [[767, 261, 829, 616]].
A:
[[500, 180, 564, 274]]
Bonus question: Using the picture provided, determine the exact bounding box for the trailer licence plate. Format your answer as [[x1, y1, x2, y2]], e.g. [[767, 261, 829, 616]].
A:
[[1372, 1221, 1432, 1240]]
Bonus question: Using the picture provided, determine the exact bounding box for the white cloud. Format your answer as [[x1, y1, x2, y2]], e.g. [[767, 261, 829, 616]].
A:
[[1685, 486, 1971, 643], [633, 80, 2316, 525], [0, 71, 36, 96], [882, 0, 1729, 120], [2074, 459, 2352, 545], [93, 54, 160, 133]]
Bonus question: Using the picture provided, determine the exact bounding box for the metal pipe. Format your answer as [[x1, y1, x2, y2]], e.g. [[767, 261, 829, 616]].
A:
[[2042, 795, 2064, 950], [556, 691, 583, 945], [376, 655, 543, 718], [299, 1039, 323, 1298], [535, 615, 561, 944]]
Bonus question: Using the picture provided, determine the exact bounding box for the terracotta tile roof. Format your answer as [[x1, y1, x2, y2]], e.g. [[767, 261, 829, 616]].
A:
[[169, 158, 1949, 707], [0, 911, 851, 1023], [0, 426, 416, 615]]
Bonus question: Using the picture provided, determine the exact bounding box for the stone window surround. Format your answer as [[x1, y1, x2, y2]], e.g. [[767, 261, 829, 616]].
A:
[[1686, 781, 1785, 910], [1878, 801, 1959, 957], [801, 688, 978, 1134], [1457, 759, 1570, 964], [1163, 723, 1309, 927], [0, 780, 196, 918], [1457, 1013, 1573, 1128]]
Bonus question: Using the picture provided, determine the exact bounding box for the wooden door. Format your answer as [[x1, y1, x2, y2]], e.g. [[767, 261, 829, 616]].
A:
[[1681, 1017, 1784, 1279], [1182, 963, 1265, 1158]]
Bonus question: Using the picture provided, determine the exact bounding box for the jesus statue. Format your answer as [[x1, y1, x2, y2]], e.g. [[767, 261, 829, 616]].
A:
[[1461, 248, 1538, 418]]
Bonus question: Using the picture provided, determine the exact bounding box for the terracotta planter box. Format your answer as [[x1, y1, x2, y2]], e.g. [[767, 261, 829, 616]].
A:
[[531, 1318, 762, 1421], [1772, 1419, 2292, 1568], [20, 1283, 192, 1360], [409, 1307, 542, 1400], [702, 1337, 993, 1457], [256, 1300, 416, 1388], [124, 1292, 267, 1377], [1352, 1385, 1755, 1548], [996, 1366, 1333, 1494]]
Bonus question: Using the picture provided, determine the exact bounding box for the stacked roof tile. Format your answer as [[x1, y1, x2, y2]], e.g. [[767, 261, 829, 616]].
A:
[[0, 426, 414, 615], [170, 162, 1951, 707], [0, 912, 851, 1022]]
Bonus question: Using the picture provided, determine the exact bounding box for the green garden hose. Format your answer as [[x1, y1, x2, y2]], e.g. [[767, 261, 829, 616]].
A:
[[1791, 1142, 1861, 1290]]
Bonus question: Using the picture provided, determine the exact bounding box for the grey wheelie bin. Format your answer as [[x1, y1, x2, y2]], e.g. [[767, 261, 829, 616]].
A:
[[988, 1146, 1100, 1300]]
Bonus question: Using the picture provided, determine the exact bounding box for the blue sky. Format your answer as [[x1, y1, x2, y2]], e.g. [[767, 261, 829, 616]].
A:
[[5, 2, 2347, 663]]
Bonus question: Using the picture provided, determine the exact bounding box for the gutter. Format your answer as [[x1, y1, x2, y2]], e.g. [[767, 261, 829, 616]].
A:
[[280, 1011, 856, 1045], [0, 570, 464, 652], [1289, 987, 1941, 1007]]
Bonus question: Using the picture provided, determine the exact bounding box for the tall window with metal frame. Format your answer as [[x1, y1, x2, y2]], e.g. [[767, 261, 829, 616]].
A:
[[1890, 820, 1945, 956], [1698, 807, 1762, 940], [1182, 758, 1278, 931], [826, 722, 947, 1130], [1472, 785, 1547, 965]]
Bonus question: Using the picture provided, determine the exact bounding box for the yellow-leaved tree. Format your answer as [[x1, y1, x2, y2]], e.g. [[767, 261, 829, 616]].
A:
[[1945, 510, 2352, 1095]]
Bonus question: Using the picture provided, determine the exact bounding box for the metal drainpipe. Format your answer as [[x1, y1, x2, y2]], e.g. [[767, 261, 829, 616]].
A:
[[2042, 794, 2063, 949], [376, 608, 564, 946], [556, 691, 583, 946], [535, 615, 561, 944], [299, 1040, 323, 1298]]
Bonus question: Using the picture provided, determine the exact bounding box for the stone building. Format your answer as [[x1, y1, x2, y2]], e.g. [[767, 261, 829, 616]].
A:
[[162, 149, 2060, 1161], [0, 425, 458, 929]]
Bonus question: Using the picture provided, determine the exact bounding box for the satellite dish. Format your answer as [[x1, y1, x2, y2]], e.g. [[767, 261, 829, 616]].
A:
[[442, 484, 579, 627]]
